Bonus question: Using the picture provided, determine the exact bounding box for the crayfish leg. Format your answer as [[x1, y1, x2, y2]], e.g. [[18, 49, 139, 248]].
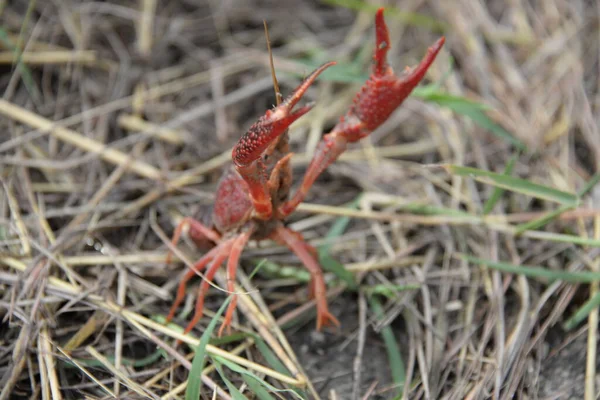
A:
[[272, 225, 339, 331], [166, 244, 221, 323], [165, 217, 221, 264], [218, 230, 253, 337], [182, 238, 235, 335]]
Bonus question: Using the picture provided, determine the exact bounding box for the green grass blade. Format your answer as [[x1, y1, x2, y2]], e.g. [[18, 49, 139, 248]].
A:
[[520, 230, 600, 247], [248, 258, 269, 280], [318, 197, 361, 290], [241, 374, 276, 400], [412, 89, 489, 111], [514, 204, 574, 235], [295, 40, 371, 84], [185, 297, 231, 400], [448, 165, 579, 206], [369, 296, 405, 397], [563, 291, 600, 331], [252, 259, 310, 282], [510, 169, 598, 234], [319, 198, 361, 254], [415, 89, 526, 151], [398, 203, 474, 218], [364, 283, 420, 299], [209, 332, 252, 347], [462, 254, 600, 283], [451, 104, 526, 151], [213, 359, 248, 400], [254, 338, 290, 375], [482, 152, 519, 214], [308, 61, 368, 83], [254, 339, 308, 400], [0, 2, 42, 103], [578, 172, 600, 198], [318, 247, 356, 289], [215, 356, 304, 399]]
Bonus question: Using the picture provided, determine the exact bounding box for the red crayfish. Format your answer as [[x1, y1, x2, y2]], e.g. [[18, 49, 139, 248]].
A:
[[165, 8, 445, 336]]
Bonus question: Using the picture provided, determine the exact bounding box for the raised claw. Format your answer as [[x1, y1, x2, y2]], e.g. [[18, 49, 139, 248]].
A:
[[334, 9, 445, 141], [232, 62, 336, 167], [279, 8, 444, 217], [232, 61, 336, 220]]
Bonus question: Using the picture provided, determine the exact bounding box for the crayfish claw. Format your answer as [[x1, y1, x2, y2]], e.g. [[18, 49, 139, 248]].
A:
[[279, 8, 444, 220], [233, 62, 335, 167], [232, 62, 335, 221]]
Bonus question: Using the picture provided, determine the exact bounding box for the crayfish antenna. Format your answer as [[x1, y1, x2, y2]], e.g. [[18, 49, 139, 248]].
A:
[[263, 20, 283, 107]]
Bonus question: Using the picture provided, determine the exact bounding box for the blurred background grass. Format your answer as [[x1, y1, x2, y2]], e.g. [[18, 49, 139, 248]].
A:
[[0, 0, 599, 399]]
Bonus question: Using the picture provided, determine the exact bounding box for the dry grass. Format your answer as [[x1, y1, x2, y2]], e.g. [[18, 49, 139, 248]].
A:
[[1, 0, 599, 399]]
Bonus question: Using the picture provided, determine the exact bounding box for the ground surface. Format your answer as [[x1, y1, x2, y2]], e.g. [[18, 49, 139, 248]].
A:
[[1, 0, 600, 399]]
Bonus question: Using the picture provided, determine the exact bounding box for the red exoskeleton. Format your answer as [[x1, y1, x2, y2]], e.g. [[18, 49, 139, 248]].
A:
[[166, 8, 445, 336]]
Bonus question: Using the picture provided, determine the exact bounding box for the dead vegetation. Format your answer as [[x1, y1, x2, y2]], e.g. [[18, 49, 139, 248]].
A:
[[0, 0, 599, 399]]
